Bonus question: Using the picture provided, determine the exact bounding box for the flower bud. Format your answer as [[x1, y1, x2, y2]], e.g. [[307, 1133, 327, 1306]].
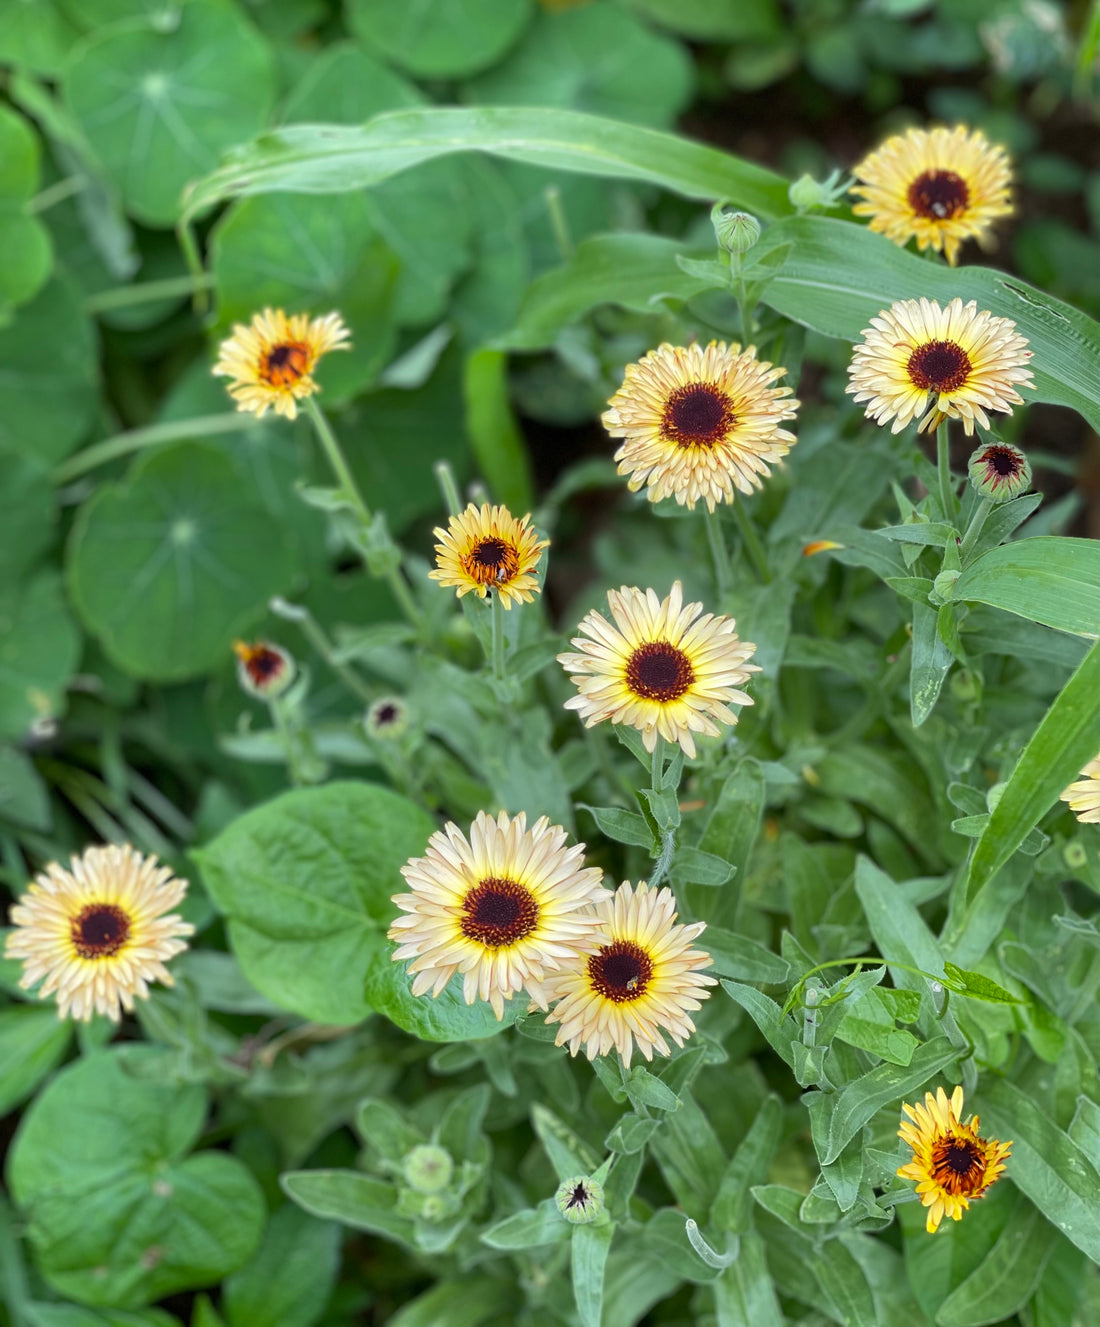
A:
[[555, 1175, 605, 1225], [366, 696, 409, 741], [233, 640, 295, 700], [402, 1144, 454, 1195], [711, 203, 760, 255], [788, 174, 825, 211], [967, 442, 1031, 502], [932, 569, 960, 603]]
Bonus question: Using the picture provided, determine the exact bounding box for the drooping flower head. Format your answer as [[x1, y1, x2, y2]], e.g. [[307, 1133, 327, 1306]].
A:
[[213, 307, 351, 419], [850, 125, 1013, 265], [897, 1086, 1012, 1232], [847, 297, 1033, 436], [5, 844, 194, 1022], [428, 503, 549, 610], [233, 639, 295, 699], [602, 341, 799, 512], [1061, 756, 1100, 825], [558, 581, 758, 758], [388, 810, 608, 1021], [529, 881, 716, 1069]]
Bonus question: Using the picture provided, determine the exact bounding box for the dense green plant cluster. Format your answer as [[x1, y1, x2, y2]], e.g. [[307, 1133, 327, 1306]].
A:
[[0, 3, 1098, 1327]]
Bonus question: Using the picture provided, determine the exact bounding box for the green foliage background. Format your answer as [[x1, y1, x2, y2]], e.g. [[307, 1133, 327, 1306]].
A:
[[0, 1, 1098, 1326]]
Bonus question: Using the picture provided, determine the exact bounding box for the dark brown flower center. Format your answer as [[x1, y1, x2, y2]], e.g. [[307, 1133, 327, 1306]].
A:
[[588, 941, 653, 1003], [931, 1135, 986, 1194], [565, 1181, 591, 1209], [460, 877, 539, 948], [908, 169, 970, 220], [261, 341, 311, 387], [72, 904, 131, 959], [978, 445, 1022, 478], [661, 382, 737, 449], [625, 641, 695, 702], [237, 643, 284, 685], [375, 703, 398, 725], [907, 340, 972, 393], [461, 537, 519, 587]]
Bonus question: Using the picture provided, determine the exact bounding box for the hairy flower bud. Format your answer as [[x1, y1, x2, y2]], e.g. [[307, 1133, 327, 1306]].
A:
[[366, 696, 410, 741], [711, 203, 760, 255], [555, 1175, 605, 1225], [402, 1144, 454, 1195], [967, 441, 1031, 502], [233, 640, 295, 700]]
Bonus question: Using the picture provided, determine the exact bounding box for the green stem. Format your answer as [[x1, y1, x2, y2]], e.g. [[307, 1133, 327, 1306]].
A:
[[491, 591, 506, 683], [434, 459, 464, 517], [731, 500, 770, 583], [84, 273, 214, 314], [26, 175, 85, 214], [959, 497, 993, 562], [648, 830, 676, 890], [53, 414, 259, 484], [650, 736, 665, 792], [273, 599, 375, 705], [936, 420, 955, 522], [176, 218, 210, 315], [544, 184, 573, 261], [703, 507, 733, 599]]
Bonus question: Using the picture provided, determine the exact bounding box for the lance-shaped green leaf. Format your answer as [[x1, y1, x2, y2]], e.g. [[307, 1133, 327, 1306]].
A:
[[946, 537, 1100, 638]]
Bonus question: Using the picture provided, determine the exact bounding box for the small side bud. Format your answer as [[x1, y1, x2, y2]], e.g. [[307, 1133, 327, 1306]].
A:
[[366, 696, 410, 741], [932, 569, 960, 603], [711, 202, 760, 255], [790, 168, 851, 213], [555, 1175, 605, 1225], [233, 640, 295, 700], [967, 442, 1031, 502], [402, 1144, 454, 1195]]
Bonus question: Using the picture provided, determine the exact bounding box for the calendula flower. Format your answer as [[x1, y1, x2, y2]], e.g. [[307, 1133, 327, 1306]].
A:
[[847, 297, 1033, 436], [897, 1085, 1012, 1232], [428, 503, 549, 609], [558, 581, 758, 758], [388, 810, 607, 1021], [212, 307, 351, 419], [233, 640, 295, 699], [602, 341, 799, 512], [967, 441, 1032, 502], [850, 125, 1013, 265], [366, 696, 409, 740], [5, 845, 193, 1022], [1061, 756, 1100, 825], [529, 881, 716, 1069]]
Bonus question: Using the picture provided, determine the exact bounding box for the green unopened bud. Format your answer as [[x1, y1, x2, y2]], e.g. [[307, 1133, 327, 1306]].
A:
[[711, 203, 760, 255], [555, 1175, 605, 1225], [366, 696, 409, 741], [402, 1144, 454, 1195], [1064, 840, 1088, 870], [986, 782, 1007, 813], [950, 668, 980, 703], [788, 168, 851, 213], [932, 569, 960, 603], [967, 442, 1031, 502], [233, 640, 295, 700]]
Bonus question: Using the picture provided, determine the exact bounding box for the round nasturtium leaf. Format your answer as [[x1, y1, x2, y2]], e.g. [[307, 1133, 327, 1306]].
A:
[[0, 570, 82, 742], [466, 1, 695, 129], [279, 40, 424, 123], [348, 0, 534, 78], [0, 104, 53, 311], [62, 1, 275, 226], [0, 275, 98, 465], [0, 448, 56, 582], [7, 1046, 265, 1308], [196, 781, 437, 1027], [0, 0, 80, 75], [66, 443, 297, 682]]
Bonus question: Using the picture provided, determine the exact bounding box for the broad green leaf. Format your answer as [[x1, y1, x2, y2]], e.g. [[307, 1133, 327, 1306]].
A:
[[197, 782, 436, 1027], [965, 642, 1099, 901], [627, 0, 782, 40], [721, 981, 797, 1068], [386, 1277, 516, 1327], [935, 1199, 1058, 1327], [0, 105, 52, 312], [0, 448, 55, 582], [280, 1172, 413, 1246], [940, 962, 1023, 1005], [66, 443, 297, 682], [580, 804, 656, 849], [818, 747, 947, 868], [0, 275, 97, 465], [364, 961, 508, 1043], [0, 745, 51, 830], [572, 1220, 615, 1327], [181, 107, 794, 224], [481, 1201, 570, 1250], [0, 1006, 71, 1115], [0, 0, 79, 74], [899, 1184, 1013, 1326], [713, 1230, 784, 1327], [947, 537, 1100, 638], [223, 1204, 340, 1327], [756, 217, 1100, 428], [689, 758, 765, 925], [670, 845, 734, 887], [347, 0, 533, 78], [466, 3, 694, 129], [279, 40, 424, 124], [63, 0, 275, 225], [532, 1104, 602, 1182], [854, 856, 943, 1038], [979, 1077, 1100, 1264], [811, 1237, 879, 1327], [711, 1095, 784, 1234], [463, 348, 536, 512], [704, 928, 790, 985], [910, 602, 953, 728], [0, 570, 81, 741], [8, 1047, 264, 1307], [24, 1305, 179, 1327]]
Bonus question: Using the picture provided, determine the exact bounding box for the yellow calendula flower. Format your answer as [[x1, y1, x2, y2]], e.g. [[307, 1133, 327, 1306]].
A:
[[1061, 756, 1100, 825], [5, 844, 193, 1022], [428, 502, 549, 609], [388, 810, 608, 1021], [847, 297, 1033, 436], [558, 580, 758, 758], [529, 881, 716, 1069], [212, 307, 351, 419], [850, 124, 1013, 265], [602, 341, 799, 512], [897, 1086, 1012, 1233]]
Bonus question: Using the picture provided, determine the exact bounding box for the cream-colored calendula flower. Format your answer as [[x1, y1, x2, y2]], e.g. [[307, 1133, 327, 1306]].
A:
[[388, 810, 608, 1021], [897, 1086, 1012, 1233], [212, 307, 350, 419], [529, 880, 716, 1069], [1060, 756, 1100, 825], [847, 297, 1033, 436], [5, 844, 193, 1022], [428, 503, 549, 610], [558, 581, 758, 758], [850, 124, 1013, 265], [602, 341, 799, 512]]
